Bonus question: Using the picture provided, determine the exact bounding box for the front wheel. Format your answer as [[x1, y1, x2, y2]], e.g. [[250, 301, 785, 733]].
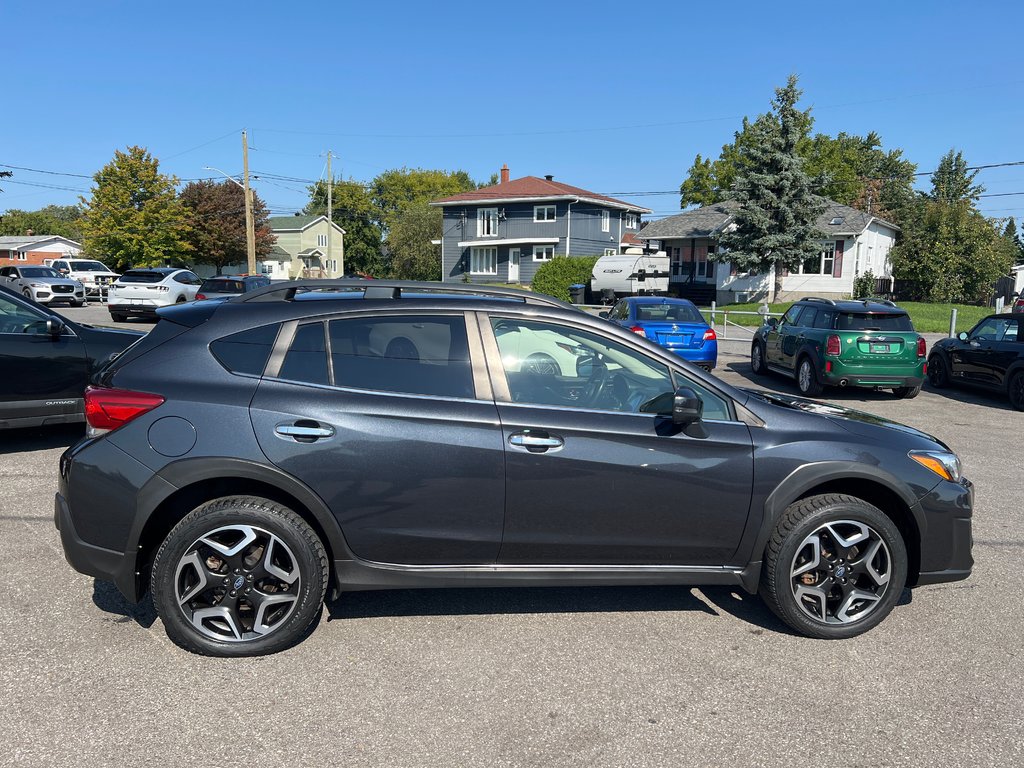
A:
[[796, 357, 824, 396], [759, 494, 908, 639], [750, 342, 767, 375], [151, 496, 328, 657], [927, 354, 949, 388], [1009, 371, 1024, 411], [892, 385, 921, 399]]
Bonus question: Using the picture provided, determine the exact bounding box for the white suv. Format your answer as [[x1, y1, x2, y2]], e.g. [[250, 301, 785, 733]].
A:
[[48, 258, 120, 299], [107, 268, 202, 321]]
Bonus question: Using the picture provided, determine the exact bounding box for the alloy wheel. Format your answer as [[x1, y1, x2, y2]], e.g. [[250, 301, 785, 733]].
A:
[[1010, 373, 1024, 411], [751, 344, 763, 373], [174, 524, 301, 642], [790, 519, 892, 625], [798, 360, 814, 393]]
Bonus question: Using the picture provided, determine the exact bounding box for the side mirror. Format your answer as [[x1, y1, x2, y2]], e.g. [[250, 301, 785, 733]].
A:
[[598, 311, 609, 318], [766, 317, 779, 328], [957, 331, 969, 341], [672, 386, 703, 426], [45, 318, 65, 337]]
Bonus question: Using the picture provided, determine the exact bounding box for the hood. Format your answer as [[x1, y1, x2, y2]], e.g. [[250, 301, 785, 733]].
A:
[[34, 277, 82, 287], [740, 388, 949, 450]]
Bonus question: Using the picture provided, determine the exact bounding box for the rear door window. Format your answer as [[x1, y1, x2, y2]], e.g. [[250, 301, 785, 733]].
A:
[[838, 312, 914, 332], [813, 311, 836, 329], [280, 322, 329, 385], [796, 308, 817, 327], [328, 315, 474, 398]]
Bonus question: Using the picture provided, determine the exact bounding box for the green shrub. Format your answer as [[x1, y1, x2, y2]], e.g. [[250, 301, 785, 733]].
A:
[[853, 270, 876, 298], [531, 255, 600, 302]]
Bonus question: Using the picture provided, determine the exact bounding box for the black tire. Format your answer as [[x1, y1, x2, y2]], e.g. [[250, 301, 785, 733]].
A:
[[73, 299, 85, 307], [176, 295, 187, 304], [151, 496, 328, 657], [1008, 371, 1024, 412], [750, 341, 767, 375], [892, 385, 921, 399], [927, 354, 949, 388], [796, 356, 824, 397], [109, 312, 128, 322], [759, 494, 908, 639]]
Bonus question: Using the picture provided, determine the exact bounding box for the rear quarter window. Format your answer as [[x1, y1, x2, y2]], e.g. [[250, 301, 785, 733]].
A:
[[210, 323, 281, 376]]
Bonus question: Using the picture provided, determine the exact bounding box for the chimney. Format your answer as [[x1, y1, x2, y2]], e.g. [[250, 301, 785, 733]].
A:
[[544, 174, 554, 181], [500, 164, 509, 184]]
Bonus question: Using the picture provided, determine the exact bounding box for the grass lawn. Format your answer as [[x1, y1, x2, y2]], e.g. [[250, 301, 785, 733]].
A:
[[704, 301, 992, 334]]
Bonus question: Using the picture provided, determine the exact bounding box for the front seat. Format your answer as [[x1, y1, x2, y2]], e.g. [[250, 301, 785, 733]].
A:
[[384, 336, 420, 362]]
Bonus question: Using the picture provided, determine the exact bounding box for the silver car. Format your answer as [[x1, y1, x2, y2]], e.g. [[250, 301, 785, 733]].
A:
[[0, 265, 86, 306]]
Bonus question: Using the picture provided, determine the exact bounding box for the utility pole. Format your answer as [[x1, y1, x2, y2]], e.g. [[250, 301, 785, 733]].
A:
[[326, 150, 333, 277], [242, 130, 256, 275]]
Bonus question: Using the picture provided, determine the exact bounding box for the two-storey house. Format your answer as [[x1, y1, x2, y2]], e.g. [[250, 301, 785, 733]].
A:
[[431, 166, 651, 285]]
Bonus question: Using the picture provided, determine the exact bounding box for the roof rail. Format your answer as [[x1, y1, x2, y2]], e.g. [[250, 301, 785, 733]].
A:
[[240, 279, 573, 308], [860, 297, 897, 307], [802, 296, 837, 306]]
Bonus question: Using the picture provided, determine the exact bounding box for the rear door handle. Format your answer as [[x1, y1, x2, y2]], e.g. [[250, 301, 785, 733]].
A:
[[509, 431, 563, 453], [275, 421, 335, 442]]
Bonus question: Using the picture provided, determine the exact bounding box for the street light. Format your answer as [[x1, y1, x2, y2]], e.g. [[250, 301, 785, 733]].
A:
[[203, 165, 257, 274]]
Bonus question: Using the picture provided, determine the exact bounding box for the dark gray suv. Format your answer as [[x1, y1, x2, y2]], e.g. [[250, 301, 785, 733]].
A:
[[56, 281, 974, 656]]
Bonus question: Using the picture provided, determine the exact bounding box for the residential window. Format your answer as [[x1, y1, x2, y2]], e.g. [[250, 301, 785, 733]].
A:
[[801, 241, 837, 275], [317, 234, 328, 248], [534, 205, 556, 222], [604, 248, 616, 256], [260, 262, 274, 275], [625, 213, 638, 229], [17, 252, 26, 261], [477, 208, 499, 237], [601, 210, 610, 232], [532, 245, 554, 262], [470, 247, 497, 275]]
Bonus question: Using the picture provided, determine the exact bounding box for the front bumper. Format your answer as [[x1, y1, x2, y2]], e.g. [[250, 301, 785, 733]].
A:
[[913, 477, 974, 586], [34, 289, 84, 304]]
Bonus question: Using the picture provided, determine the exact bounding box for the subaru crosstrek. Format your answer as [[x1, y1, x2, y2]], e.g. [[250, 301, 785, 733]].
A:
[[751, 297, 927, 398], [56, 281, 973, 656]]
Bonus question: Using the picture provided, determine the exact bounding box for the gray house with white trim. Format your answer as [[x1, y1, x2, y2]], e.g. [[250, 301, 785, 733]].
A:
[[431, 166, 651, 285]]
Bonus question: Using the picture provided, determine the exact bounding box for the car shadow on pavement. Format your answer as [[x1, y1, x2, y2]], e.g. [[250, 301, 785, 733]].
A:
[[0, 424, 83, 455], [325, 585, 790, 634], [91, 580, 157, 629]]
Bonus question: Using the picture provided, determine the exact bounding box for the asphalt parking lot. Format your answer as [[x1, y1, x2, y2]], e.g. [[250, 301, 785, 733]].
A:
[[1, 322, 1021, 767]]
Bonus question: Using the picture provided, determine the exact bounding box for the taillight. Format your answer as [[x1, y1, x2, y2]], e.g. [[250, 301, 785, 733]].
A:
[[826, 334, 841, 356], [703, 328, 717, 341], [84, 386, 165, 436], [917, 337, 927, 358], [629, 325, 647, 338], [195, 293, 206, 300]]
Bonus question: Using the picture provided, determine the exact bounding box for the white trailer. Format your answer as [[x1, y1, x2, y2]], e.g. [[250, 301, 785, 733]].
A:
[[590, 252, 670, 299]]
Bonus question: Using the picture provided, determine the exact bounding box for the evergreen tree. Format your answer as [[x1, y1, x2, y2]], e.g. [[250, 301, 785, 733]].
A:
[[1003, 217, 1024, 264], [716, 76, 826, 300], [79, 146, 191, 270], [930, 149, 983, 204]]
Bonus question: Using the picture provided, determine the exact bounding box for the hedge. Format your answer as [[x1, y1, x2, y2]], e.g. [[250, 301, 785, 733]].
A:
[[531, 255, 600, 302]]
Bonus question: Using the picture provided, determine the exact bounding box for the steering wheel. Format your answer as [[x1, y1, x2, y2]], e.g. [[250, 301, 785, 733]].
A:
[[584, 360, 610, 405]]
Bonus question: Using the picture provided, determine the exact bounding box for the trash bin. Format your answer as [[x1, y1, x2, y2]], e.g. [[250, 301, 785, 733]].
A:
[[569, 283, 586, 305]]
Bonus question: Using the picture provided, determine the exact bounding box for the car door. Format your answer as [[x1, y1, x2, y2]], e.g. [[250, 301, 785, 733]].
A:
[[956, 316, 1014, 385], [765, 305, 802, 368], [0, 292, 87, 424], [248, 311, 506, 565], [481, 313, 754, 565]]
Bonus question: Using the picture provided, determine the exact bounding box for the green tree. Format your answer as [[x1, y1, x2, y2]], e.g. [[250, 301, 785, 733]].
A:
[[716, 76, 826, 300], [890, 197, 1015, 303], [305, 179, 384, 275], [1002, 217, 1024, 264], [371, 167, 476, 231], [179, 180, 275, 275], [930, 149, 983, 204], [0, 205, 85, 241], [679, 118, 766, 207], [385, 201, 443, 281], [79, 146, 191, 270]]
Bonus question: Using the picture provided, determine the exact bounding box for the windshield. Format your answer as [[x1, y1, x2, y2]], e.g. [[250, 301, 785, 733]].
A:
[[68, 261, 110, 272], [21, 267, 61, 278], [634, 303, 704, 323], [837, 312, 913, 332]]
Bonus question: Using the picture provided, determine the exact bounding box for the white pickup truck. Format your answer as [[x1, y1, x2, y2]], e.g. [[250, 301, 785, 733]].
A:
[[45, 258, 121, 299]]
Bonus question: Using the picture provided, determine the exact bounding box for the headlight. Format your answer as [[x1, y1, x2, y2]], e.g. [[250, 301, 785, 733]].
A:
[[909, 450, 963, 483], [29, 282, 45, 288]]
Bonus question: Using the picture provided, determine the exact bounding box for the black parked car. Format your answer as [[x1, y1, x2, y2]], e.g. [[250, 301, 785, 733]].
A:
[[196, 275, 272, 300], [56, 281, 974, 656], [0, 284, 143, 430], [928, 313, 1024, 410]]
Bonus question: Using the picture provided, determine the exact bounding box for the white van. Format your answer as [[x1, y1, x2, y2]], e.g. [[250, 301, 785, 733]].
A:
[[590, 251, 670, 299]]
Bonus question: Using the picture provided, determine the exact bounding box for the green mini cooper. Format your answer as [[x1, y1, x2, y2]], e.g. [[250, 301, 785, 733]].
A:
[[750, 297, 927, 398]]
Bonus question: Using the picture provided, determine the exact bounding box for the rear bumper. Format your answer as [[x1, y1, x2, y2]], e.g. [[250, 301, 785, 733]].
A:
[[666, 342, 718, 369], [823, 371, 924, 388], [55, 491, 138, 601], [108, 303, 160, 317]]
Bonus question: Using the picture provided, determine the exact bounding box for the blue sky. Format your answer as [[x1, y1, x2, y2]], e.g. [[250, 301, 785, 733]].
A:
[[3, 0, 1023, 223]]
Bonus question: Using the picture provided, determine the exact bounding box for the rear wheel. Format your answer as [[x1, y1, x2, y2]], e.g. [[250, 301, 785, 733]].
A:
[[750, 342, 767, 375], [927, 354, 949, 388], [760, 494, 908, 639], [892, 385, 921, 399], [109, 312, 128, 322], [796, 357, 824, 396], [1009, 371, 1024, 411], [151, 496, 328, 657]]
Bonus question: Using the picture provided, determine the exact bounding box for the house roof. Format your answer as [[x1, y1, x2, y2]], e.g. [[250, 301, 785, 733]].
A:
[[268, 215, 346, 234], [639, 199, 900, 241], [0, 234, 83, 249], [431, 176, 651, 213]]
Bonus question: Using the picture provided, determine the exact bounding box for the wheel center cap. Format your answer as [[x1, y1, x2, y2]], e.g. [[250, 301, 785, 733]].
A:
[[232, 576, 245, 590], [834, 565, 847, 579]]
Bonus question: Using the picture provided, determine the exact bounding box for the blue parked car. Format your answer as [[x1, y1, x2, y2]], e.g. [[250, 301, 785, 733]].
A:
[[602, 296, 718, 370]]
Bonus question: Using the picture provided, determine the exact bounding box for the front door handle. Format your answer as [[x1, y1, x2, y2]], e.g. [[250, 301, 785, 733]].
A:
[[275, 421, 335, 442], [509, 431, 563, 453]]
